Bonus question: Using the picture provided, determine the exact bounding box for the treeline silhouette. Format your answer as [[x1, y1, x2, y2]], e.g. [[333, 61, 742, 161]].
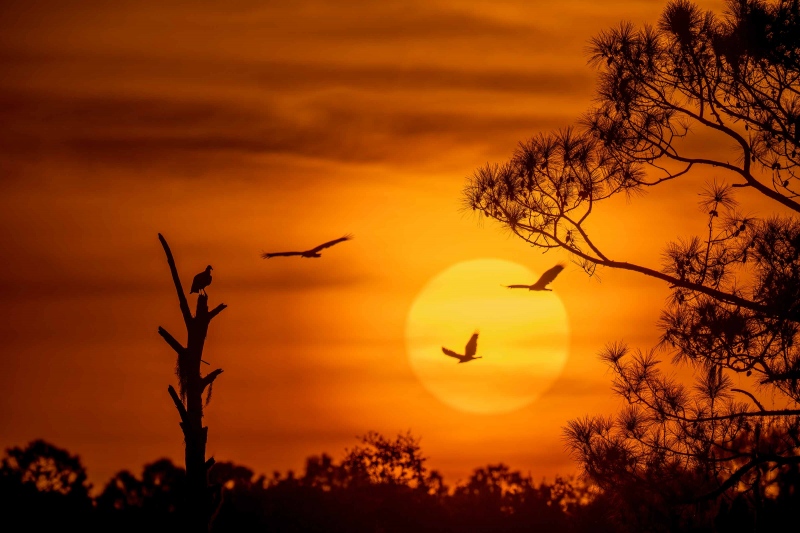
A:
[[0, 433, 614, 533], [5, 432, 798, 532]]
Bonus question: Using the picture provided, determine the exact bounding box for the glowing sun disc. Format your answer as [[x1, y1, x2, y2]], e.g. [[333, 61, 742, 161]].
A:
[[405, 259, 570, 414]]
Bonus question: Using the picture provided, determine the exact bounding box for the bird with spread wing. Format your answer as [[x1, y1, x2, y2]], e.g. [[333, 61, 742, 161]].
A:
[[504, 263, 565, 291], [262, 234, 353, 259], [441, 332, 482, 364]]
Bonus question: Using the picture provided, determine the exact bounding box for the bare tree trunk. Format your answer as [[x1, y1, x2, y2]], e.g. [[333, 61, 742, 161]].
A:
[[157, 233, 226, 532]]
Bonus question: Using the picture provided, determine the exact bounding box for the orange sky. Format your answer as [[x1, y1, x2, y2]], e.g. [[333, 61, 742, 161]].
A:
[[0, 0, 736, 491]]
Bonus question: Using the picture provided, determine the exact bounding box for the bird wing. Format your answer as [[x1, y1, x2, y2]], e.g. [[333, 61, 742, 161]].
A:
[[532, 264, 565, 288], [441, 347, 463, 360], [504, 284, 531, 289], [261, 251, 303, 259], [464, 332, 479, 357], [310, 234, 353, 253]]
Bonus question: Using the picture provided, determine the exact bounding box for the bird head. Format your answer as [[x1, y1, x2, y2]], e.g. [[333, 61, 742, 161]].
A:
[[206, 265, 213, 271]]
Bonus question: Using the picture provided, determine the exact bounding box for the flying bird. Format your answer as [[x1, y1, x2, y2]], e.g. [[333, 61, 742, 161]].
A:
[[441, 332, 482, 364], [261, 234, 353, 259], [190, 265, 213, 295], [504, 263, 565, 291]]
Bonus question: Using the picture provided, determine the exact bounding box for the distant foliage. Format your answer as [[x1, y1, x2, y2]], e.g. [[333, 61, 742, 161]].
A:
[[1, 439, 91, 496], [95, 458, 187, 531], [1, 435, 612, 533], [0, 440, 93, 528], [340, 431, 442, 490]]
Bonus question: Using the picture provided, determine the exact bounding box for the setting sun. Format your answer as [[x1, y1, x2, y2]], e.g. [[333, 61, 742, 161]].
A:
[[405, 259, 570, 414]]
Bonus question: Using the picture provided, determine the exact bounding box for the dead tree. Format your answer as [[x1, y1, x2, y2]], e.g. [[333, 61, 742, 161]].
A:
[[157, 233, 226, 532]]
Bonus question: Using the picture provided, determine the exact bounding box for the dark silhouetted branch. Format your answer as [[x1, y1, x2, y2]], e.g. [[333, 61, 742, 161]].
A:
[[692, 458, 759, 503], [158, 326, 185, 355], [201, 369, 223, 392], [761, 370, 800, 383], [168, 385, 188, 423], [159, 233, 193, 326], [208, 304, 227, 320], [694, 454, 800, 503], [731, 388, 766, 412], [573, 246, 783, 319], [504, 220, 786, 319]]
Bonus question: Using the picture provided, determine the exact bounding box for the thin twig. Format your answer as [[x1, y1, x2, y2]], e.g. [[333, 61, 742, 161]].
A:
[[732, 388, 766, 412]]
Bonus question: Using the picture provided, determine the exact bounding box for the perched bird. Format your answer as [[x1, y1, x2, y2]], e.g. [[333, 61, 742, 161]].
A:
[[190, 265, 213, 295], [442, 332, 482, 364], [262, 234, 353, 259], [504, 263, 565, 291]]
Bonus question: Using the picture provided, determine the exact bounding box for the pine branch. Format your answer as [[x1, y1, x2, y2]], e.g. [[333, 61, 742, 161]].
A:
[[731, 388, 766, 412]]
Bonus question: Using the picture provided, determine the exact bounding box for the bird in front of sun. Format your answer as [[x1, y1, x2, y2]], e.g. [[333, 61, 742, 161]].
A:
[[190, 265, 213, 296], [504, 263, 565, 291], [261, 234, 353, 259], [442, 331, 482, 364]]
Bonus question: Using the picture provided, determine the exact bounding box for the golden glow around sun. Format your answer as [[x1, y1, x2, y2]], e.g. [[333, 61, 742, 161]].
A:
[[405, 259, 570, 414]]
